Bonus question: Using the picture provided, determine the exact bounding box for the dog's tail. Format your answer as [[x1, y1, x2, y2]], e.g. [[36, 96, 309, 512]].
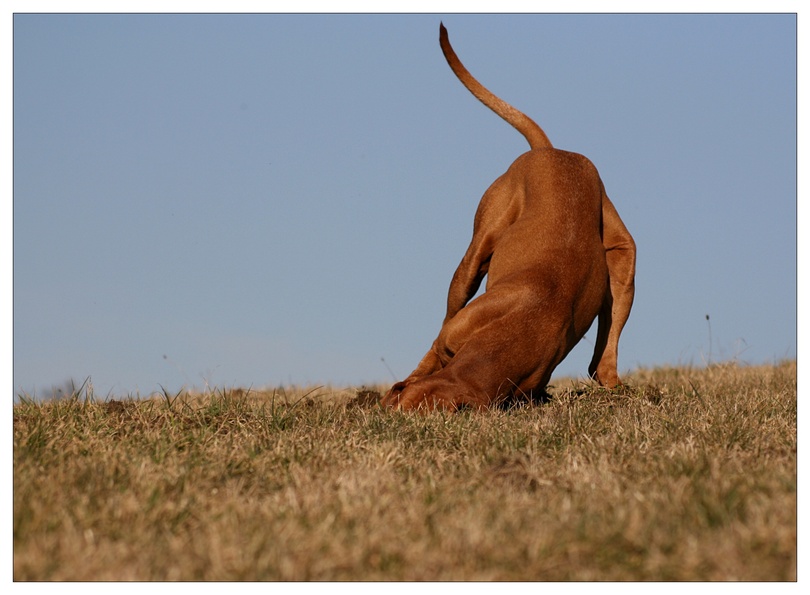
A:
[[439, 23, 553, 151]]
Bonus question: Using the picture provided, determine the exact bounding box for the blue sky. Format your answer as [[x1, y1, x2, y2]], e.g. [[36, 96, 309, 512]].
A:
[[12, 12, 797, 398]]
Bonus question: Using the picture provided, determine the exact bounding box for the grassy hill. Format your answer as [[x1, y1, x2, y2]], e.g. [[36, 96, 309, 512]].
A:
[[13, 361, 796, 580]]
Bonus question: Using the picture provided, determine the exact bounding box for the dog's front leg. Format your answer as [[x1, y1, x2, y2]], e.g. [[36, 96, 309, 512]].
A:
[[443, 173, 518, 323], [444, 247, 489, 323]]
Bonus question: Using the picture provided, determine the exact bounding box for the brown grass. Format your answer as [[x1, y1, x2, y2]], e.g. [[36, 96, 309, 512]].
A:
[[13, 361, 796, 580]]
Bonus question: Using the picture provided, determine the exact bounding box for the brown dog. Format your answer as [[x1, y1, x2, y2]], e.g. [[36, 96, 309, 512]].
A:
[[381, 24, 636, 411]]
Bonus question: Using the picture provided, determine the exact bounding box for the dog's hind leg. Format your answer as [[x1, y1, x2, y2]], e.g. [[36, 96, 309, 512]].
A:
[[589, 192, 636, 387]]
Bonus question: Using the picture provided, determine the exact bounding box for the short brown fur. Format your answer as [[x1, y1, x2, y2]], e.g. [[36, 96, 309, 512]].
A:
[[381, 24, 636, 411]]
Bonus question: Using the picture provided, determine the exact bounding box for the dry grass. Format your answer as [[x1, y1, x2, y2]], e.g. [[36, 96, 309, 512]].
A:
[[13, 361, 796, 580]]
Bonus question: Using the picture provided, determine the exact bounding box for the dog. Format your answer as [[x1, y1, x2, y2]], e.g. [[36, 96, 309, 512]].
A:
[[381, 24, 636, 411]]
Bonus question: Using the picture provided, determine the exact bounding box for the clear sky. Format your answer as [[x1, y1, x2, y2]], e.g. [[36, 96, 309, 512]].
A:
[[12, 11, 797, 398]]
